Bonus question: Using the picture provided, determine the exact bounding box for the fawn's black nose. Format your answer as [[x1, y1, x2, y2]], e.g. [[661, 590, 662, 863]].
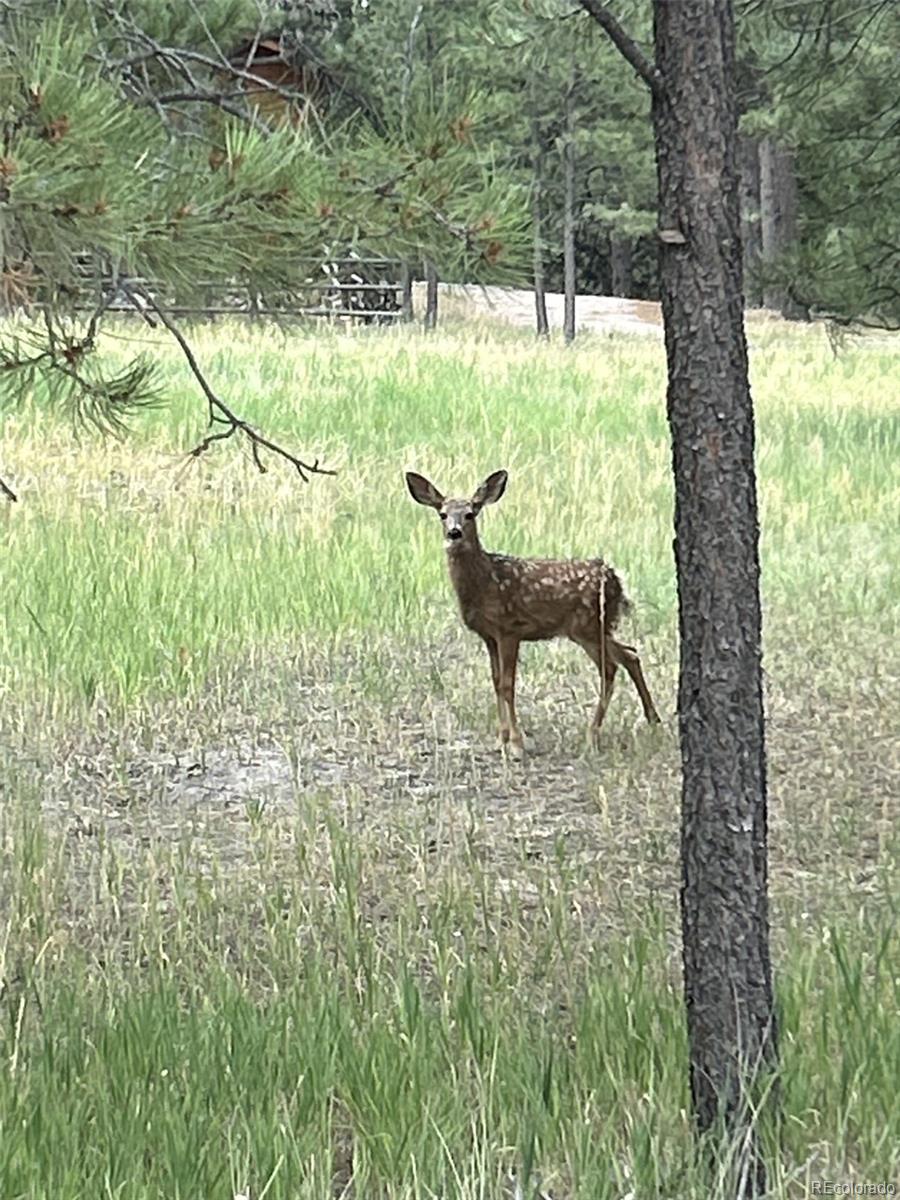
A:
[[447, 527, 463, 540]]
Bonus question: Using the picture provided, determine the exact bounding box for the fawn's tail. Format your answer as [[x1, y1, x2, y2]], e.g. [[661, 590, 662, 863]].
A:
[[597, 560, 629, 636]]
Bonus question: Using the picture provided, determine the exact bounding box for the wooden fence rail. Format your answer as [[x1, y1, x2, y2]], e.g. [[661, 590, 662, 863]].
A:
[[63, 256, 408, 325]]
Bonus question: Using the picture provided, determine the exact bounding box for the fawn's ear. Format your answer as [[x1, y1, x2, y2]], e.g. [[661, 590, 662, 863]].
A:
[[406, 471, 444, 509], [472, 470, 508, 510]]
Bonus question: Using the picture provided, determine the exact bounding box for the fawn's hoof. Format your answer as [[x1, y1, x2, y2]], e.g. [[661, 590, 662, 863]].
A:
[[498, 733, 526, 759]]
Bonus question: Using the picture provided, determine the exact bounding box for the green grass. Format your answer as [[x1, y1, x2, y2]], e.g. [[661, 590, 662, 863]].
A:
[[1, 794, 897, 1199], [0, 313, 898, 1197], [3, 317, 895, 715]]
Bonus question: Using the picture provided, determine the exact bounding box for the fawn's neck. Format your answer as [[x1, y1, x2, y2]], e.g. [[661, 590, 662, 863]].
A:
[[445, 529, 493, 605]]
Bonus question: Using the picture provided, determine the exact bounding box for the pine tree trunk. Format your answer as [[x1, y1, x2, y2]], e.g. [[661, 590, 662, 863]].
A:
[[738, 134, 762, 308], [759, 137, 804, 318], [652, 2, 777, 1193], [609, 234, 633, 297], [531, 123, 550, 339], [562, 77, 577, 345], [423, 260, 438, 331]]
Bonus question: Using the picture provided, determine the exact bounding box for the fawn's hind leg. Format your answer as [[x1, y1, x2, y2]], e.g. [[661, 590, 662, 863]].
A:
[[572, 636, 619, 735], [607, 638, 661, 724]]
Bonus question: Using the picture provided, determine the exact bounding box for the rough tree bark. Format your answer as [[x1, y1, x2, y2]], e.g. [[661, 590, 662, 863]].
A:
[[531, 121, 550, 339], [759, 137, 804, 318], [580, 1, 778, 1194], [423, 259, 438, 331], [654, 2, 777, 1188], [562, 73, 577, 344]]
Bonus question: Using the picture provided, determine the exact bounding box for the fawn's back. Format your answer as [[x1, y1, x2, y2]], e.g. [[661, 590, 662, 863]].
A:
[[448, 549, 627, 644]]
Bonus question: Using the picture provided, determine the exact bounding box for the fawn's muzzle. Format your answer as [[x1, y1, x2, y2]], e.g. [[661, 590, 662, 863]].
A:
[[446, 527, 463, 540]]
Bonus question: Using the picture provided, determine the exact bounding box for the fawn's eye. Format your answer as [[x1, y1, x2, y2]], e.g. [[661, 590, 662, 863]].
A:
[[439, 512, 447, 520], [465, 511, 475, 520]]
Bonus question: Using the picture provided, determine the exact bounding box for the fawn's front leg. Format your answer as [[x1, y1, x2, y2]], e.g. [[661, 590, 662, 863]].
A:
[[497, 635, 524, 757]]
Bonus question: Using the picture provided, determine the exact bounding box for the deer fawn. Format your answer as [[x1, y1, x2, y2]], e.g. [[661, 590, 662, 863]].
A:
[[406, 469, 661, 756]]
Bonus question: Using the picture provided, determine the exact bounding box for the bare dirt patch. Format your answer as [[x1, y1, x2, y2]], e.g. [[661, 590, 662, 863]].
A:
[[423, 283, 665, 338], [19, 627, 898, 953], [451, 285, 664, 337], [426, 282, 795, 342]]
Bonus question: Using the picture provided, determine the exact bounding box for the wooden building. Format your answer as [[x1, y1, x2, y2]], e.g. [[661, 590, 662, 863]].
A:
[[225, 35, 331, 127]]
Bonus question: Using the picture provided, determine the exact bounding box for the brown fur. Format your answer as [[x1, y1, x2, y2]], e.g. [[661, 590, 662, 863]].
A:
[[406, 469, 661, 756], [447, 546, 626, 644]]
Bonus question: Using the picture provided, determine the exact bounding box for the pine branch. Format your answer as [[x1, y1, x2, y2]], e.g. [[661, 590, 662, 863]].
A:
[[97, 29, 277, 136], [123, 284, 335, 485], [0, 286, 160, 438], [139, 87, 276, 134], [576, 0, 664, 99]]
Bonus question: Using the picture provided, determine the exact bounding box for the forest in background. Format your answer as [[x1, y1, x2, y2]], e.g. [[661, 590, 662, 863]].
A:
[[1, 0, 897, 334]]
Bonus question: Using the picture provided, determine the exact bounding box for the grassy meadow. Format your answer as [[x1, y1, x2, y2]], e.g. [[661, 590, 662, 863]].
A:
[[0, 309, 898, 1198]]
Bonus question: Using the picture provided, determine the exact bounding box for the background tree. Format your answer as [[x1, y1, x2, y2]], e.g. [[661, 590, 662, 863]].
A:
[[738, 0, 899, 327], [530, 108, 550, 338], [561, 65, 578, 344], [3, 0, 895, 492], [579, 0, 777, 1193]]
